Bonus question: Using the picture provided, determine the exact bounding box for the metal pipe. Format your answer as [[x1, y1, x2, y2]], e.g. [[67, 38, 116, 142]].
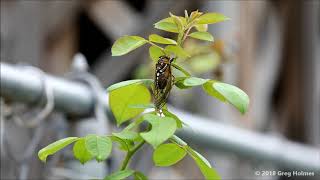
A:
[[171, 107, 320, 172], [0, 63, 108, 116], [1, 62, 319, 172]]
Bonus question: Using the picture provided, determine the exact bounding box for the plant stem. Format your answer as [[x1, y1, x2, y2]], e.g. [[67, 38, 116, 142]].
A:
[[147, 41, 166, 53], [172, 63, 191, 77], [120, 151, 132, 170], [119, 140, 145, 170], [181, 27, 192, 46], [177, 32, 184, 46], [131, 139, 146, 155], [170, 135, 187, 146]]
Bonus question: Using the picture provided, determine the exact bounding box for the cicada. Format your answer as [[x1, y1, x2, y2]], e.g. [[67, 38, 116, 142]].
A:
[[153, 55, 174, 115]]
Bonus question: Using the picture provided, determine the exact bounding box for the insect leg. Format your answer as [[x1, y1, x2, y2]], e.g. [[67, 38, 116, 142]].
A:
[[171, 75, 175, 86]]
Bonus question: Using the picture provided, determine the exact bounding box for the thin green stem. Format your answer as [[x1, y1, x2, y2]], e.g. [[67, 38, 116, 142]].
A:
[[119, 140, 146, 170], [120, 151, 132, 170], [172, 63, 191, 77], [147, 41, 166, 53], [170, 135, 188, 146], [177, 32, 184, 46], [131, 139, 146, 154]]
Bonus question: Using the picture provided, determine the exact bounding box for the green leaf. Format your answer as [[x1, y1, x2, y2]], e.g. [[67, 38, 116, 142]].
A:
[[111, 36, 147, 56], [175, 77, 208, 89], [134, 171, 148, 180], [109, 84, 151, 125], [190, 10, 203, 22], [203, 81, 249, 114], [124, 113, 153, 131], [162, 109, 183, 128], [197, 13, 230, 24], [140, 114, 177, 148], [174, 77, 190, 89], [85, 135, 112, 162], [104, 170, 134, 180], [191, 149, 211, 168], [169, 13, 184, 31], [188, 148, 221, 180], [189, 32, 214, 42], [128, 103, 155, 109], [202, 80, 226, 102], [154, 21, 179, 33], [107, 79, 153, 92], [73, 138, 93, 164], [149, 34, 177, 45], [214, 82, 249, 114], [153, 143, 186, 166], [113, 130, 139, 141], [165, 45, 190, 59], [194, 24, 208, 32], [172, 63, 191, 77], [110, 136, 132, 151], [149, 46, 165, 62], [183, 77, 209, 86], [38, 137, 79, 162], [154, 17, 177, 24]]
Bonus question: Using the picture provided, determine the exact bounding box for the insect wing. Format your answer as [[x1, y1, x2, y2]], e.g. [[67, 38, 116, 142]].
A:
[[154, 58, 173, 110]]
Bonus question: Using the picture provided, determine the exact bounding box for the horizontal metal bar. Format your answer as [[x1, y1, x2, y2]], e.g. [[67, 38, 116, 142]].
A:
[[0, 63, 108, 116], [172, 107, 320, 172], [1, 62, 319, 172]]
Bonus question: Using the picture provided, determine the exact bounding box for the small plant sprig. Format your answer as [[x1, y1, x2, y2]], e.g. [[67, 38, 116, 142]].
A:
[[38, 10, 249, 180]]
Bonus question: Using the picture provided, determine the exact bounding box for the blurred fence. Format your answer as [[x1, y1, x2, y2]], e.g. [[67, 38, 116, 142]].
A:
[[1, 62, 319, 172]]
